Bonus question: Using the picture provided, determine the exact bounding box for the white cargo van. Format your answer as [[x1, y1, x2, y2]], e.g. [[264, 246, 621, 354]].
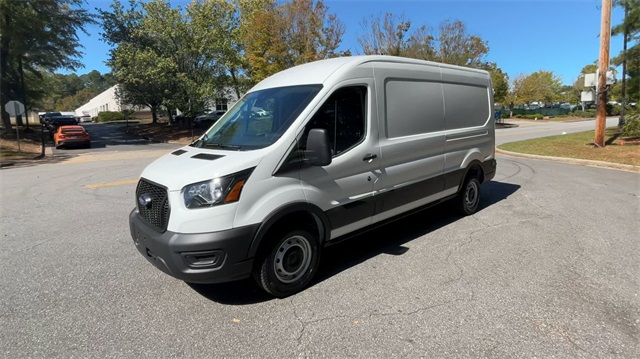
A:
[[129, 55, 496, 297]]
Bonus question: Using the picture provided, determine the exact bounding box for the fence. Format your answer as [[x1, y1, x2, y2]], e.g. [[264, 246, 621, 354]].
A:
[[5, 111, 41, 126], [495, 107, 575, 119]]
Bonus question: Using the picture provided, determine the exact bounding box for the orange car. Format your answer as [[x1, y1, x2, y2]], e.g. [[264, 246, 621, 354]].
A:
[[53, 125, 91, 149]]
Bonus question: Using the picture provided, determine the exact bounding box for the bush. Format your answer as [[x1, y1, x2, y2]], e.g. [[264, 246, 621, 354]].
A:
[[95, 111, 125, 122], [606, 103, 622, 116], [514, 113, 544, 119], [621, 113, 640, 138], [573, 109, 596, 118]]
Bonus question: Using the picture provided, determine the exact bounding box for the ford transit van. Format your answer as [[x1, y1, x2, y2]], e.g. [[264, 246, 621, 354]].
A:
[[129, 55, 496, 297]]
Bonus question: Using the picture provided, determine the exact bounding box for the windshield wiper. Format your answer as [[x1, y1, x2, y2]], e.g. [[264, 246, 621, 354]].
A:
[[190, 133, 209, 147], [204, 142, 242, 150]]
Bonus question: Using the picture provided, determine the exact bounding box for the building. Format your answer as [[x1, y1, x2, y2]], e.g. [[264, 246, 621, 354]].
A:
[[74, 85, 240, 118], [75, 85, 124, 117]]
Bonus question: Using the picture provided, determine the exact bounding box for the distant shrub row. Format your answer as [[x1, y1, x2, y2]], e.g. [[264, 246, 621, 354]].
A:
[[95, 110, 135, 123], [514, 113, 545, 120]]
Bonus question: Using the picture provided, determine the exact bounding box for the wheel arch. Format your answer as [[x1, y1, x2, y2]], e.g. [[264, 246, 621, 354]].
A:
[[457, 160, 486, 190], [247, 202, 330, 260]]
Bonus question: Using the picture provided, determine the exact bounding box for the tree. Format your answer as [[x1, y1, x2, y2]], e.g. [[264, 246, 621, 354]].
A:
[[357, 15, 489, 66], [100, 0, 253, 121], [111, 43, 171, 122], [479, 62, 509, 103], [612, 0, 640, 104], [511, 71, 563, 105], [241, 0, 346, 83], [357, 12, 412, 56], [0, 0, 94, 129], [434, 19, 488, 67]]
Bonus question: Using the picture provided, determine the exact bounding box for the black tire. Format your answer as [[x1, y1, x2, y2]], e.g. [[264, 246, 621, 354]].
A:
[[455, 176, 481, 215], [254, 229, 320, 298]]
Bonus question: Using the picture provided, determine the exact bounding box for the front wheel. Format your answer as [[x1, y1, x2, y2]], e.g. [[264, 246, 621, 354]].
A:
[[255, 229, 320, 298], [455, 177, 481, 215]]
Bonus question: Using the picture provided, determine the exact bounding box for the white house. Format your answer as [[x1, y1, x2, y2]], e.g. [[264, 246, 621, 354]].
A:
[[75, 84, 240, 118]]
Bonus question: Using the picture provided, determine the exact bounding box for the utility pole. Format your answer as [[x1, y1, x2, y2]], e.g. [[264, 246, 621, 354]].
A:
[[595, 0, 612, 147]]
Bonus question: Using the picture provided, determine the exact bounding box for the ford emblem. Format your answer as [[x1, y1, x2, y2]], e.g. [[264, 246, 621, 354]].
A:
[[138, 193, 153, 209]]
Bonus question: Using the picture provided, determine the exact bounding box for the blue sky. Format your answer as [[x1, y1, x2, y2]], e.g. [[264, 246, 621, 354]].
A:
[[75, 0, 626, 86]]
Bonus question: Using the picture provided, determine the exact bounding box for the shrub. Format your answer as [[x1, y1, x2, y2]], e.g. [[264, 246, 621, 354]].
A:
[[573, 109, 596, 118], [606, 103, 622, 116], [621, 113, 640, 138], [96, 111, 125, 122], [514, 113, 544, 119]]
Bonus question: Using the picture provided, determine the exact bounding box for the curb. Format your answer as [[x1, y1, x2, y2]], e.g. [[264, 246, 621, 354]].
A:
[[495, 148, 640, 173]]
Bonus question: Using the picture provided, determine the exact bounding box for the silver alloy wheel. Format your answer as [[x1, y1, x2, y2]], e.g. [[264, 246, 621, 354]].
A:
[[465, 180, 479, 209], [273, 235, 313, 284]]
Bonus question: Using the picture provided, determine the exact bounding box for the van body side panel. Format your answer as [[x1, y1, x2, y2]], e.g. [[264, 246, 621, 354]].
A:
[[233, 175, 307, 228], [371, 63, 447, 222], [440, 67, 495, 182]]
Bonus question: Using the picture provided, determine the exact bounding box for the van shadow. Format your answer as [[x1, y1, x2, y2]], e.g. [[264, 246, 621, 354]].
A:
[[188, 180, 521, 305]]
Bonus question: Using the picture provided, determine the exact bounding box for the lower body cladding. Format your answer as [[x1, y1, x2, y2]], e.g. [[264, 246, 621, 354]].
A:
[[129, 209, 259, 284]]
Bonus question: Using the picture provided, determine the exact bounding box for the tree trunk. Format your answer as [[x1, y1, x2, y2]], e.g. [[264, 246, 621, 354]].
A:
[[18, 55, 28, 128], [167, 106, 174, 126], [151, 107, 158, 123], [230, 68, 242, 99], [0, 12, 13, 131]]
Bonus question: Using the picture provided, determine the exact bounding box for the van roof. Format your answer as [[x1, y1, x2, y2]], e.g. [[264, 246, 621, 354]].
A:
[[250, 55, 489, 92]]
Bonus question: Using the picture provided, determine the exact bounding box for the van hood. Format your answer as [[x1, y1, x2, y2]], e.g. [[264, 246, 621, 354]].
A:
[[139, 146, 264, 191]]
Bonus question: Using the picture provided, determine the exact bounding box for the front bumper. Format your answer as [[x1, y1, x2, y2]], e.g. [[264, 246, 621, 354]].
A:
[[129, 209, 259, 284]]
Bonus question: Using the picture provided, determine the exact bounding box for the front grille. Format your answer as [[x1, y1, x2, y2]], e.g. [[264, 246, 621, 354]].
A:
[[136, 179, 170, 232]]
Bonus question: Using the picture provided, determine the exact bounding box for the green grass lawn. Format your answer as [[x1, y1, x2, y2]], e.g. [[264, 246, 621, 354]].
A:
[[498, 128, 640, 167]]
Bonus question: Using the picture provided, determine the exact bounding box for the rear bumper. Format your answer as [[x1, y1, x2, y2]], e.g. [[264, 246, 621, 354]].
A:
[[57, 139, 89, 147], [483, 158, 497, 182], [129, 209, 259, 284]]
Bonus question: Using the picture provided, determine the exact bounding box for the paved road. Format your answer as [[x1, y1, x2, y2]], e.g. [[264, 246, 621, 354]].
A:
[[496, 117, 620, 145], [1, 120, 638, 358]]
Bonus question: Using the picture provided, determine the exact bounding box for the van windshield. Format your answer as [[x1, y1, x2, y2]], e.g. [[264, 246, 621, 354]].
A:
[[192, 85, 322, 151]]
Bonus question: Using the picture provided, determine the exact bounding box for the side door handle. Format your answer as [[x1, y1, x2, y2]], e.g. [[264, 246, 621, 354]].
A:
[[362, 153, 377, 162]]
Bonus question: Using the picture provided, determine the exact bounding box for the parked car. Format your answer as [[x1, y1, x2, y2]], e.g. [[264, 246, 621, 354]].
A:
[[78, 115, 92, 123], [194, 110, 226, 126], [53, 125, 91, 149], [39, 111, 62, 125], [46, 115, 78, 135]]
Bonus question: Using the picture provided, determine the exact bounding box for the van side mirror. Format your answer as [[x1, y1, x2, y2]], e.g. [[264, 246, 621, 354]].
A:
[[305, 128, 331, 166]]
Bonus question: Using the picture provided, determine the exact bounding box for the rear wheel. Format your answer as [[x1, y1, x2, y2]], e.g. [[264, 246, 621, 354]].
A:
[[255, 229, 320, 298], [455, 176, 481, 215]]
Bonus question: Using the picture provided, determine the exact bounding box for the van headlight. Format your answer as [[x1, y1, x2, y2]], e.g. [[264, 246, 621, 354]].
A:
[[182, 168, 253, 209]]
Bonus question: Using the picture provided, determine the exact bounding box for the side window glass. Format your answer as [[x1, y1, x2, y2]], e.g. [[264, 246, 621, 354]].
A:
[[305, 86, 367, 156], [280, 86, 367, 171]]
